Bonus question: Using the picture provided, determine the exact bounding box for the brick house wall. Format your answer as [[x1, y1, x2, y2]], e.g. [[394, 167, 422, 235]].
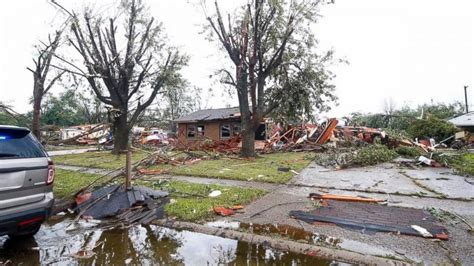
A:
[[177, 120, 240, 146]]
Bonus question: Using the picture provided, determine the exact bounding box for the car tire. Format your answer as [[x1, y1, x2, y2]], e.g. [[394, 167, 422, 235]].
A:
[[8, 224, 41, 239]]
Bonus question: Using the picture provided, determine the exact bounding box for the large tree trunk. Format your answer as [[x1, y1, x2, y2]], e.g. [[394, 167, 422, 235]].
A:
[[240, 116, 256, 158], [113, 112, 129, 154], [32, 96, 42, 141]]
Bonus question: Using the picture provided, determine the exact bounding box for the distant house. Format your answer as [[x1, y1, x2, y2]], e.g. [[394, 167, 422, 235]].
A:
[[449, 112, 474, 132], [173, 107, 266, 145], [59, 124, 108, 140], [59, 127, 83, 140]]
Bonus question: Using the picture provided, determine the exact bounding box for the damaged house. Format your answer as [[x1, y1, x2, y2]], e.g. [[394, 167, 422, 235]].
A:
[[449, 111, 474, 133], [173, 107, 267, 146]]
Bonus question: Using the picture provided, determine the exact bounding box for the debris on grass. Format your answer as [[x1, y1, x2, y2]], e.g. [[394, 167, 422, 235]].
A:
[[208, 190, 222, 197]]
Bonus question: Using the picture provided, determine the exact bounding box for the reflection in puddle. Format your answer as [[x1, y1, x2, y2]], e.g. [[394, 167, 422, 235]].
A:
[[206, 220, 402, 261], [0, 217, 337, 265]]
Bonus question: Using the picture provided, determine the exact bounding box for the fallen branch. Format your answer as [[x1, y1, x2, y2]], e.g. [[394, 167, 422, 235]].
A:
[[441, 209, 474, 232]]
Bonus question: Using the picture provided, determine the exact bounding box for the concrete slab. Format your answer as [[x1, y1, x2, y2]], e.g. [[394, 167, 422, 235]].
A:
[[293, 162, 437, 196], [48, 148, 97, 156], [282, 185, 474, 217], [403, 168, 474, 200]]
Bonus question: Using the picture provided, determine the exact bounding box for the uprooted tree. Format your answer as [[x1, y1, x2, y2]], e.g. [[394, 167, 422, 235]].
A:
[[52, 0, 187, 154], [206, 0, 337, 157], [27, 31, 65, 141]]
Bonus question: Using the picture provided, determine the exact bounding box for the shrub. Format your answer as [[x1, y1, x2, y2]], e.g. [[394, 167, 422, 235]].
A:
[[407, 116, 458, 142], [352, 145, 398, 166], [395, 146, 423, 158]]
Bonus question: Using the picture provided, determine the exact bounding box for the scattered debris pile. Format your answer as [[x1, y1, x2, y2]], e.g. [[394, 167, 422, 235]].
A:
[[48, 124, 110, 146], [75, 184, 169, 225], [135, 150, 207, 174], [313, 145, 398, 169], [290, 193, 449, 240], [182, 136, 242, 154]]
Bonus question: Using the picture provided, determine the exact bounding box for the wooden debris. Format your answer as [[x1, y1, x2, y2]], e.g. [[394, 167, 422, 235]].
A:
[[309, 193, 385, 203]]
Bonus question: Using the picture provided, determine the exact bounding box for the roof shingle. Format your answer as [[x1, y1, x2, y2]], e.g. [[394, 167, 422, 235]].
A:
[[173, 107, 241, 123]]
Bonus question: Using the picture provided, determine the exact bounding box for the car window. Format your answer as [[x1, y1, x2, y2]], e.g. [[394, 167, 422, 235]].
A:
[[0, 129, 46, 159]]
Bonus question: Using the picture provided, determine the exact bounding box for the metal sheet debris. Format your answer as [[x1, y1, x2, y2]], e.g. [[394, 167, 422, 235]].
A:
[[290, 200, 448, 240]]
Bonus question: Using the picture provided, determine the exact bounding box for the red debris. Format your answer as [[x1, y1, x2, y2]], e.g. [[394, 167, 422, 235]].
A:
[[213, 205, 244, 216], [75, 191, 92, 205]]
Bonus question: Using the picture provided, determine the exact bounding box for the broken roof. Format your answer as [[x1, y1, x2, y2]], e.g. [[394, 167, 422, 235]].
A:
[[174, 107, 241, 123], [449, 112, 474, 127]]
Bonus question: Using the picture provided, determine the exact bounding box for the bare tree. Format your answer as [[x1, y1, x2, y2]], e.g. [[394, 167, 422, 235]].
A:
[[383, 98, 397, 116], [206, 0, 333, 157], [27, 32, 64, 141], [51, 0, 187, 153]]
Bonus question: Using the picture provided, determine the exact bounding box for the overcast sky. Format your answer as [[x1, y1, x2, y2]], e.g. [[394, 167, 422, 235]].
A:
[[1, 0, 473, 117]]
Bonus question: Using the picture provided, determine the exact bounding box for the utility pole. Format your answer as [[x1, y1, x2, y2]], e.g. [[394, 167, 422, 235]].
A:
[[464, 85, 469, 113]]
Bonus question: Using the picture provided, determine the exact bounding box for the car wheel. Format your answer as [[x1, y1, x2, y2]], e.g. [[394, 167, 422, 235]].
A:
[[8, 224, 41, 239]]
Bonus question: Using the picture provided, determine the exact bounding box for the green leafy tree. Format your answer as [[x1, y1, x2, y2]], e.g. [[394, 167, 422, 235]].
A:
[[0, 102, 29, 127], [206, 0, 337, 157], [407, 116, 458, 141], [40, 90, 83, 126], [417, 102, 464, 120]]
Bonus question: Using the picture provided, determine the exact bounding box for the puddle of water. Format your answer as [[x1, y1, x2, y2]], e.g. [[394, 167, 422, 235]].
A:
[[207, 221, 342, 247], [0, 217, 338, 265], [206, 221, 404, 261], [338, 239, 400, 258]]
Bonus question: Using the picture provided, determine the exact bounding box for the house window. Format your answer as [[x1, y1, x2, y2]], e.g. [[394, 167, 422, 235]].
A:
[[232, 124, 241, 136], [221, 124, 231, 138], [187, 125, 196, 138], [197, 125, 205, 137], [187, 124, 205, 138]]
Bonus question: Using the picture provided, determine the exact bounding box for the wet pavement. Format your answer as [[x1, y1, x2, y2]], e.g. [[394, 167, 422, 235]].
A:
[[0, 216, 337, 265], [294, 162, 474, 200]]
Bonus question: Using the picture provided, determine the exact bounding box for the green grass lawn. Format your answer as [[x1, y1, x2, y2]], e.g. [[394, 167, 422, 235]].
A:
[[53, 150, 314, 184], [53, 151, 148, 169], [54, 169, 104, 198], [151, 152, 314, 184], [142, 179, 265, 221], [53, 169, 265, 221], [451, 153, 474, 176]]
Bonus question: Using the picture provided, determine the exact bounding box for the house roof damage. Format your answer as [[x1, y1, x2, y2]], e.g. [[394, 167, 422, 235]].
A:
[[173, 107, 241, 123], [449, 112, 474, 127]]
